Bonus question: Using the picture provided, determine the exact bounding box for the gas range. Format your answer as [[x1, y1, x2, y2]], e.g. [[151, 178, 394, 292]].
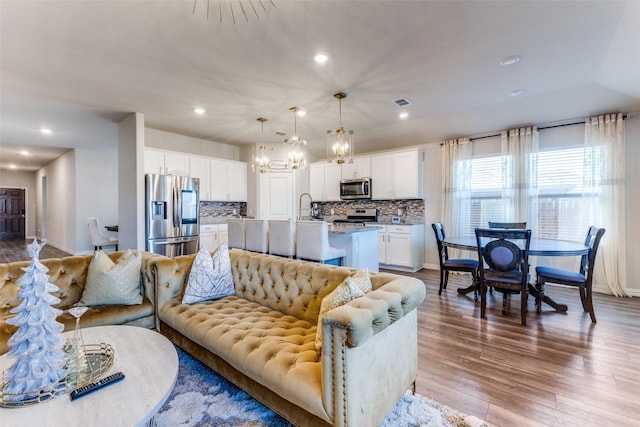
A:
[[332, 208, 379, 226]]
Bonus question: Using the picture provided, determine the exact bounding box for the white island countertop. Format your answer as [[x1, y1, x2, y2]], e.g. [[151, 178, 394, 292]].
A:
[[328, 225, 380, 271]]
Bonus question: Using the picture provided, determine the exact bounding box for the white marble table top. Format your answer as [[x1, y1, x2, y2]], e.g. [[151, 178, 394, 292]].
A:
[[0, 325, 178, 427]]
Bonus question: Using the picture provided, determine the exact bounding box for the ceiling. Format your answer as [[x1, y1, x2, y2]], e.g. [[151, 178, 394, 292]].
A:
[[2, 0, 640, 172]]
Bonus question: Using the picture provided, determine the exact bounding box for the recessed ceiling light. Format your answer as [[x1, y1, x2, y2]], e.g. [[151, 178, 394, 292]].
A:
[[9, 164, 17, 169], [510, 89, 526, 97], [314, 53, 328, 63], [194, 107, 205, 115], [399, 112, 409, 119], [20, 150, 32, 156], [296, 109, 306, 117], [499, 55, 522, 67], [40, 128, 52, 134]]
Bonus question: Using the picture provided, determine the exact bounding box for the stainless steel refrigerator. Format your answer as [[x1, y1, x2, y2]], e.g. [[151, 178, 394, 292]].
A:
[[145, 174, 199, 256]]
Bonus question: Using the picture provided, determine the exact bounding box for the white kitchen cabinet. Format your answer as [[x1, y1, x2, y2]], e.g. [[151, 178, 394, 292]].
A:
[[371, 149, 422, 200], [189, 156, 211, 201], [210, 159, 247, 201], [199, 224, 228, 252], [144, 149, 190, 176], [341, 156, 371, 179], [309, 162, 341, 201], [369, 224, 424, 272]]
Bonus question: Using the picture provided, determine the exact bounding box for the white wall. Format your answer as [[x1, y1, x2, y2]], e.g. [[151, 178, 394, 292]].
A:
[[75, 149, 118, 253], [119, 113, 145, 251], [0, 170, 37, 238], [36, 151, 76, 253], [145, 128, 240, 161]]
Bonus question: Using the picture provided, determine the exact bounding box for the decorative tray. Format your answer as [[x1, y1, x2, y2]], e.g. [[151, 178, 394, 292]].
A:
[[0, 343, 114, 408]]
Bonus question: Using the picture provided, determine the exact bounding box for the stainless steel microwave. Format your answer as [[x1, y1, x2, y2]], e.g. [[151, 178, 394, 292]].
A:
[[340, 178, 372, 200]]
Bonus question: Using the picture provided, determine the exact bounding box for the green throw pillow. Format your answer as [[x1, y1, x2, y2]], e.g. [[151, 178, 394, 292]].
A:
[[78, 250, 143, 306]]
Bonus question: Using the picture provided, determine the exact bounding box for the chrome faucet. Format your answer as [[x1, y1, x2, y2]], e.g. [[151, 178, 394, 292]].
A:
[[298, 192, 313, 220]]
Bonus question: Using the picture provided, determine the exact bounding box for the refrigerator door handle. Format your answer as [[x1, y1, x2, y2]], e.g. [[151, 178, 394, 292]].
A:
[[173, 184, 180, 228]]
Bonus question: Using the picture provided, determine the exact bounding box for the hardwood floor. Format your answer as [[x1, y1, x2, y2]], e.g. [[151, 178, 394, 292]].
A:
[[386, 268, 640, 427], [0, 239, 72, 263]]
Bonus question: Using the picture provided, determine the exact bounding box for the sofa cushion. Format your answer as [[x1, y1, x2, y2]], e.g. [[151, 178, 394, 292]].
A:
[[315, 276, 365, 351], [158, 296, 328, 421], [182, 245, 234, 304], [78, 250, 142, 306]]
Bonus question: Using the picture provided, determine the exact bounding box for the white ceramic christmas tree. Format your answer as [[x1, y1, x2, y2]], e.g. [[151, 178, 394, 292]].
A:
[[2, 239, 67, 401]]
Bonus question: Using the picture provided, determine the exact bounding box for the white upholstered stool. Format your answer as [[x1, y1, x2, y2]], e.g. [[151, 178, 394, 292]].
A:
[[227, 218, 246, 250], [268, 220, 296, 258], [245, 219, 269, 253], [295, 221, 346, 265]]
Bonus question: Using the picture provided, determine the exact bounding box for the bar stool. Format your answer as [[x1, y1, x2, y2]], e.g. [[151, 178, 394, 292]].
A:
[[245, 219, 269, 253], [227, 218, 245, 250], [295, 221, 346, 265], [268, 220, 296, 258]]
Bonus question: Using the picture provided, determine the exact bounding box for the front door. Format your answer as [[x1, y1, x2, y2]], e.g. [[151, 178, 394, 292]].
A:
[[0, 188, 26, 240]]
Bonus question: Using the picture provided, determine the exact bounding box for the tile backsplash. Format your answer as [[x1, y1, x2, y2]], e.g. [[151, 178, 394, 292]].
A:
[[317, 199, 425, 219], [200, 201, 246, 219]]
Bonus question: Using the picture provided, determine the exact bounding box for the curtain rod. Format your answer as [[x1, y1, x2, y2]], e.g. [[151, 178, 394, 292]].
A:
[[442, 113, 629, 144]]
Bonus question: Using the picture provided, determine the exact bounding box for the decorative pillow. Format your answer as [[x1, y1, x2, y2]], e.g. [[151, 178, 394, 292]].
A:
[[350, 268, 372, 293], [182, 245, 234, 304], [78, 250, 143, 306], [315, 276, 366, 351]]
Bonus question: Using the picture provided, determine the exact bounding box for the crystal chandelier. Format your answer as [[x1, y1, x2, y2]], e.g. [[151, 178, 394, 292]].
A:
[[327, 92, 354, 164], [284, 107, 308, 170], [252, 117, 272, 173]]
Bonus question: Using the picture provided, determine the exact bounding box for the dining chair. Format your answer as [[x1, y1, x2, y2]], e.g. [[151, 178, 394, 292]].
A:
[[227, 218, 245, 250], [431, 223, 479, 297], [87, 217, 118, 251], [488, 221, 527, 229], [535, 226, 606, 323], [296, 221, 346, 265], [475, 228, 532, 325], [244, 219, 269, 253], [268, 220, 296, 258]]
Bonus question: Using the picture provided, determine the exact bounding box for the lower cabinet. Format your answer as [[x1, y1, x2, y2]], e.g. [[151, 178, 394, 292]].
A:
[[199, 224, 228, 252], [369, 224, 424, 272]]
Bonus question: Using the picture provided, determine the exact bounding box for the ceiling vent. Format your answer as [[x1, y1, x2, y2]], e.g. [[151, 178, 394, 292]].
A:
[[393, 98, 411, 107]]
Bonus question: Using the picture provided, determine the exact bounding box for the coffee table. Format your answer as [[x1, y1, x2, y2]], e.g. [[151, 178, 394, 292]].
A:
[[0, 325, 178, 427]]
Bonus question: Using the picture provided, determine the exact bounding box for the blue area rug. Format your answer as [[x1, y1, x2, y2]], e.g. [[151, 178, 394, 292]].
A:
[[154, 347, 490, 427]]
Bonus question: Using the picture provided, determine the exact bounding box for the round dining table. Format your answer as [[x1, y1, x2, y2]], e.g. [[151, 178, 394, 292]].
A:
[[443, 236, 590, 311]]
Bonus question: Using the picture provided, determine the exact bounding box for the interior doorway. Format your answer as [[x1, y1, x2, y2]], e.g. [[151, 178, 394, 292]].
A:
[[0, 188, 26, 240]]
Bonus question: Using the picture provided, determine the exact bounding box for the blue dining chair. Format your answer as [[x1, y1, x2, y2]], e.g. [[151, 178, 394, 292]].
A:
[[432, 223, 479, 297], [535, 227, 605, 323], [475, 228, 532, 325]]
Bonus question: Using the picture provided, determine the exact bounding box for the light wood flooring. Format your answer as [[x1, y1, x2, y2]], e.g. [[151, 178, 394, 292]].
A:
[[386, 268, 640, 427]]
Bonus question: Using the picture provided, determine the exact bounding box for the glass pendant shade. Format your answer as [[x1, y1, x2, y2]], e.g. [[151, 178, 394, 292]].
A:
[[284, 107, 308, 170], [327, 92, 354, 164]]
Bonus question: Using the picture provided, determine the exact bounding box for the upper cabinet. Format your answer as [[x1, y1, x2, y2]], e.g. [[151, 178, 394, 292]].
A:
[[341, 157, 371, 179], [370, 149, 422, 200], [144, 149, 190, 175], [144, 149, 247, 202], [210, 158, 247, 202], [309, 162, 342, 201]]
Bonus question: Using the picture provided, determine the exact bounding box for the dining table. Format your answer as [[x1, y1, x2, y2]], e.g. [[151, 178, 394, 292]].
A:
[[443, 235, 590, 312]]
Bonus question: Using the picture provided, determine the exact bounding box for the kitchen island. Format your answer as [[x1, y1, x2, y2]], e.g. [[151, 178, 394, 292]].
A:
[[329, 224, 381, 272]]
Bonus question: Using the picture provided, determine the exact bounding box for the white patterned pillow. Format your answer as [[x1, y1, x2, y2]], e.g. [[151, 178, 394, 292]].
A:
[[315, 276, 366, 351], [182, 245, 234, 304], [79, 250, 143, 306], [350, 268, 372, 293]]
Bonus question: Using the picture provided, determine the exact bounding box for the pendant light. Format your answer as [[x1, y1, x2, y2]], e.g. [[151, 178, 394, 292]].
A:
[[252, 117, 272, 173], [326, 92, 354, 164], [284, 107, 308, 170]]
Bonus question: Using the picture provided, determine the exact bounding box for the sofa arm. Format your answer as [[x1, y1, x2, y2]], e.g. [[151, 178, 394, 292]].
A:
[[321, 276, 425, 427], [322, 276, 425, 347], [150, 254, 195, 327]]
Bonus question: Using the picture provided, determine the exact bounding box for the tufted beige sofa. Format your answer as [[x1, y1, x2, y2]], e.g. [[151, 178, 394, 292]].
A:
[[0, 251, 160, 355], [153, 248, 426, 427]]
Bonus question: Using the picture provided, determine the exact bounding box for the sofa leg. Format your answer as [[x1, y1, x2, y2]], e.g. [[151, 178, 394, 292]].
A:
[[411, 381, 416, 395]]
